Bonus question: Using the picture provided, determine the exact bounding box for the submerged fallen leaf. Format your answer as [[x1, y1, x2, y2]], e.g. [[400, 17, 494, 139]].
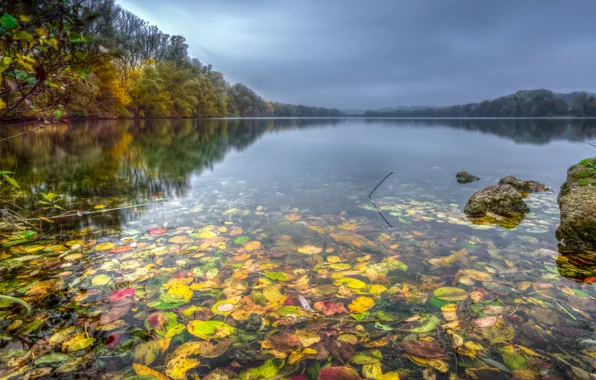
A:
[[314, 301, 347, 315], [434, 287, 468, 302], [348, 296, 375, 313], [297, 245, 322, 255]]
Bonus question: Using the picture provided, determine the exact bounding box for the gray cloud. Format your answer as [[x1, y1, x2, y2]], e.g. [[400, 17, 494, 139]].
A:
[[118, 0, 596, 108]]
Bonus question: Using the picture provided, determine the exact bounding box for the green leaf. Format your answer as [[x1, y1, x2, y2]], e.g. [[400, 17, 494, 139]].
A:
[[34, 353, 72, 365], [187, 320, 235, 340], [234, 236, 249, 245], [13, 31, 33, 41], [68, 337, 95, 352], [434, 287, 468, 301], [263, 271, 288, 281], [0, 13, 18, 30], [0, 295, 31, 315], [54, 110, 62, 120], [15, 319, 43, 336], [3, 175, 19, 188]]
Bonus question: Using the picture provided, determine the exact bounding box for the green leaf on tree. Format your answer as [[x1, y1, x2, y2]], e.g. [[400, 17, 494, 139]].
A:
[[0, 13, 18, 30]]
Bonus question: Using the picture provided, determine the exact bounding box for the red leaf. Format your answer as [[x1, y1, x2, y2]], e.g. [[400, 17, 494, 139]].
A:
[[149, 227, 167, 236], [109, 288, 136, 302], [584, 277, 596, 284], [291, 376, 308, 380], [318, 367, 362, 380], [147, 312, 168, 330], [284, 296, 298, 306], [402, 340, 447, 359], [314, 301, 347, 315], [105, 333, 120, 349], [111, 245, 132, 254], [173, 270, 189, 278]]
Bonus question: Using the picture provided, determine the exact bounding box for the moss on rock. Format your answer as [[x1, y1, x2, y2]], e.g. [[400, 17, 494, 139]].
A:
[[464, 184, 530, 217], [558, 157, 596, 250]]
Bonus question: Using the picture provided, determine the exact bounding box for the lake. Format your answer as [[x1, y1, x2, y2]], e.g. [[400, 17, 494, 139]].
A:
[[0, 118, 595, 379]]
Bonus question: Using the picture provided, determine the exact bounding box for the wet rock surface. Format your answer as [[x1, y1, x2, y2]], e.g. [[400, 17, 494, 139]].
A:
[[498, 176, 547, 193], [557, 158, 596, 250], [464, 184, 530, 217], [456, 171, 480, 184]]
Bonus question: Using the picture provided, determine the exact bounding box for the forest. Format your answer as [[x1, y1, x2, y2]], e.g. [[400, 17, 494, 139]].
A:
[[365, 90, 596, 118], [0, 0, 343, 120]]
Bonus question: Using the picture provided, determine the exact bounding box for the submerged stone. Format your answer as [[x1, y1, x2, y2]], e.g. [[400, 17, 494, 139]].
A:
[[456, 171, 480, 184], [464, 184, 530, 217], [498, 176, 547, 193], [557, 157, 596, 250]]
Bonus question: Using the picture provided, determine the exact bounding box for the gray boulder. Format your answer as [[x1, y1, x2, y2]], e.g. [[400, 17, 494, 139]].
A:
[[464, 184, 530, 217], [498, 176, 547, 193], [557, 158, 596, 250], [456, 171, 480, 184]]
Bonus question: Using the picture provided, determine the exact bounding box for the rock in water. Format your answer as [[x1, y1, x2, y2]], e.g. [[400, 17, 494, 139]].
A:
[[464, 184, 530, 217], [456, 171, 480, 184], [498, 176, 547, 193], [557, 158, 596, 250]]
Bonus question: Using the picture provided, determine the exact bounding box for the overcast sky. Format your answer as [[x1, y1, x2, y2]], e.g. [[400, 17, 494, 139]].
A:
[[118, 0, 596, 109]]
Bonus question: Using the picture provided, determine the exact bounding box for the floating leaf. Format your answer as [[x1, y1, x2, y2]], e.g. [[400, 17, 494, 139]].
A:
[[95, 242, 115, 251], [149, 227, 167, 236], [187, 320, 235, 340], [110, 288, 136, 302], [91, 274, 111, 286]]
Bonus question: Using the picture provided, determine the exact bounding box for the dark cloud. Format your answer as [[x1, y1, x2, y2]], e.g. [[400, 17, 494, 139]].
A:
[[118, 0, 596, 108]]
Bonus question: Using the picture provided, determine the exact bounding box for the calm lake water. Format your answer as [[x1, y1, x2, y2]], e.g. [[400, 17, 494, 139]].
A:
[[0, 118, 595, 379]]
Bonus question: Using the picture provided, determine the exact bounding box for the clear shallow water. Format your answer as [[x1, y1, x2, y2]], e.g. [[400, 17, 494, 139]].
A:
[[0, 119, 595, 379]]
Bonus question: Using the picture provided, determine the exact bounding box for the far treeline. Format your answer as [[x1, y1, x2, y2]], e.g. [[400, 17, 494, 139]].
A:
[[0, 0, 343, 120], [364, 90, 596, 118]]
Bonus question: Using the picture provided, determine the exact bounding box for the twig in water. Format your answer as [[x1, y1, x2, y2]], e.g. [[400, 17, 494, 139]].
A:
[[369, 171, 394, 228]]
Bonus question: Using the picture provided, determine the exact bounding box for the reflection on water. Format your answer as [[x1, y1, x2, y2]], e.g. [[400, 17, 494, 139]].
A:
[[0, 118, 595, 379]]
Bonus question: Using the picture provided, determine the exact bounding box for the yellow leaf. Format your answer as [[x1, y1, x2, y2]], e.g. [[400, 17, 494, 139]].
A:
[[379, 372, 400, 380], [167, 284, 193, 302], [95, 242, 115, 251], [285, 214, 301, 221], [363, 362, 383, 379], [327, 256, 341, 263], [132, 363, 168, 380], [348, 296, 375, 313], [429, 359, 448, 373], [334, 277, 367, 290], [441, 304, 458, 322], [244, 241, 262, 252], [94, 205, 106, 210], [166, 356, 200, 380], [263, 286, 287, 305], [368, 284, 387, 295], [296, 330, 321, 347], [297, 245, 322, 255]]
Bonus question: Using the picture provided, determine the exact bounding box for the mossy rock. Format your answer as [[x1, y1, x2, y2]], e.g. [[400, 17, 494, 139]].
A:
[[456, 171, 480, 184], [558, 158, 596, 250], [464, 184, 530, 218], [498, 176, 547, 193]]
